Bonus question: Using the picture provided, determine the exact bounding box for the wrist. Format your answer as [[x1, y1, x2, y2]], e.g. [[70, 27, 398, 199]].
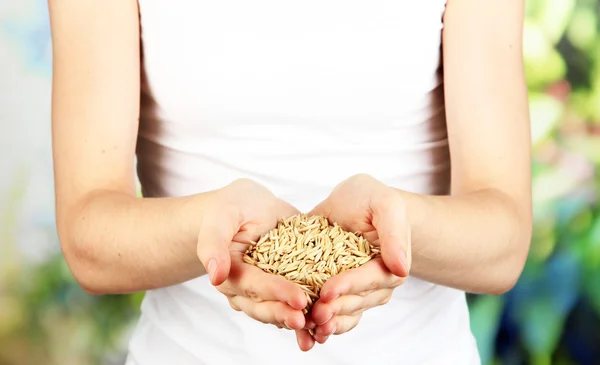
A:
[[180, 192, 215, 249], [198, 180, 257, 241], [213, 181, 247, 227], [392, 188, 426, 237]]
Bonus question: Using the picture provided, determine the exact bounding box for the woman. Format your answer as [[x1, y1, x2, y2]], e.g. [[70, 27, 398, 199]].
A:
[[49, 0, 532, 364]]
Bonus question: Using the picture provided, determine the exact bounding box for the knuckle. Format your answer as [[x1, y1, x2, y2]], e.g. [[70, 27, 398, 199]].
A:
[[349, 173, 372, 183], [275, 315, 287, 327], [391, 277, 405, 288], [217, 285, 234, 297], [368, 280, 379, 291], [231, 178, 255, 189], [335, 314, 362, 335], [244, 288, 261, 301], [347, 316, 362, 331], [350, 302, 368, 316], [228, 298, 241, 312], [349, 307, 364, 316], [273, 305, 286, 323], [381, 293, 393, 305], [253, 317, 268, 325], [249, 307, 269, 324], [332, 302, 344, 316], [275, 304, 293, 328], [358, 289, 374, 297]]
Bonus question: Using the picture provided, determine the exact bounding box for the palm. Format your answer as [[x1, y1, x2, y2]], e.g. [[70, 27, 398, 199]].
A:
[[295, 174, 410, 351], [309, 174, 410, 278]]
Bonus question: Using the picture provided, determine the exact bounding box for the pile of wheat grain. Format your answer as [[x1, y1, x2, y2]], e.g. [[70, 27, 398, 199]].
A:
[[243, 214, 380, 314]]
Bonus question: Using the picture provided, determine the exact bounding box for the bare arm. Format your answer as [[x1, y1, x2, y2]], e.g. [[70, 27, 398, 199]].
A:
[[401, 0, 532, 294], [292, 1, 532, 345], [50, 0, 216, 294]]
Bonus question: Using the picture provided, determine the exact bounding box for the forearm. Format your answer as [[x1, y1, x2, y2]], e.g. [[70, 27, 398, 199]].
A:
[[59, 190, 215, 295], [397, 188, 532, 295]]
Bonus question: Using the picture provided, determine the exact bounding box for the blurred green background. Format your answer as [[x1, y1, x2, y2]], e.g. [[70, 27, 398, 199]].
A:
[[1, 0, 599, 364]]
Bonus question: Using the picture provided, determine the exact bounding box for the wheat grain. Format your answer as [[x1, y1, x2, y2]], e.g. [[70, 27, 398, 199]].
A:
[[243, 214, 380, 316]]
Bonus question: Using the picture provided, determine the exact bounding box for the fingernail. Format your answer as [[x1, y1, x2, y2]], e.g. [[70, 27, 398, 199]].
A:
[[330, 326, 337, 335], [207, 259, 218, 284], [283, 321, 292, 330], [305, 320, 316, 329]]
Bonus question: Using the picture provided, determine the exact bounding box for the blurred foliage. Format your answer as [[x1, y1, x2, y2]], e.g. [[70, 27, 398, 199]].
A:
[[0, 174, 144, 365], [470, 0, 600, 364], [1, 0, 600, 364]]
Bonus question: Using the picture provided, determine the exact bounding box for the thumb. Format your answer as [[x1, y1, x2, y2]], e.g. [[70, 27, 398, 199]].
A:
[[307, 199, 332, 220], [372, 192, 411, 278], [196, 215, 233, 286]]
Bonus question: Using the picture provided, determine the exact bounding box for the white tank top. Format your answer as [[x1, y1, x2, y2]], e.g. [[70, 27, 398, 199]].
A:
[[127, 1, 480, 364]]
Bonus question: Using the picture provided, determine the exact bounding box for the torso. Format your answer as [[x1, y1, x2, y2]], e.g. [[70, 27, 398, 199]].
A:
[[128, 1, 480, 364]]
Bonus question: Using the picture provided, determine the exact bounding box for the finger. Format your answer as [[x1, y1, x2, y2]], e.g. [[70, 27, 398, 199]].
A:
[[304, 316, 316, 330], [371, 191, 411, 278], [307, 199, 333, 220], [319, 258, 401, 302], [197, 214, 235, 286], [230, 296, 305, 330], [314, 314, 362, 337], [313, 333, 329, 344], [334, 315, 362, 335], [295, 329, 315, 352], [223, 262, 308, 309], [311, 290, 393, 324]]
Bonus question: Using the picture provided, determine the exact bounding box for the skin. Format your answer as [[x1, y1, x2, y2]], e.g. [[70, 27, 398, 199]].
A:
[[49, 0, 307, 330], [294, 0, 532, 351], [50, 0, 531, 354]]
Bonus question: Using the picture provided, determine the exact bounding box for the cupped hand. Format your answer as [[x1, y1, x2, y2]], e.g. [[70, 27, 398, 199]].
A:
[[295, 174, 411, 350], [195, 178, 308, 330], [217, 240, 308, 330], [297, 258, 405, 347]]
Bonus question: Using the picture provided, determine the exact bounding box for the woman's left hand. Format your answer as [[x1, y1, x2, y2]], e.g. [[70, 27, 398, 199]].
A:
[[295, 174, 412, 351]]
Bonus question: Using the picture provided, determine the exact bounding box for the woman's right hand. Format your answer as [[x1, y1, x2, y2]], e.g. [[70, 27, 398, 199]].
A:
[[196, 178, 308, 330], [216, 246, 309, 330]]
